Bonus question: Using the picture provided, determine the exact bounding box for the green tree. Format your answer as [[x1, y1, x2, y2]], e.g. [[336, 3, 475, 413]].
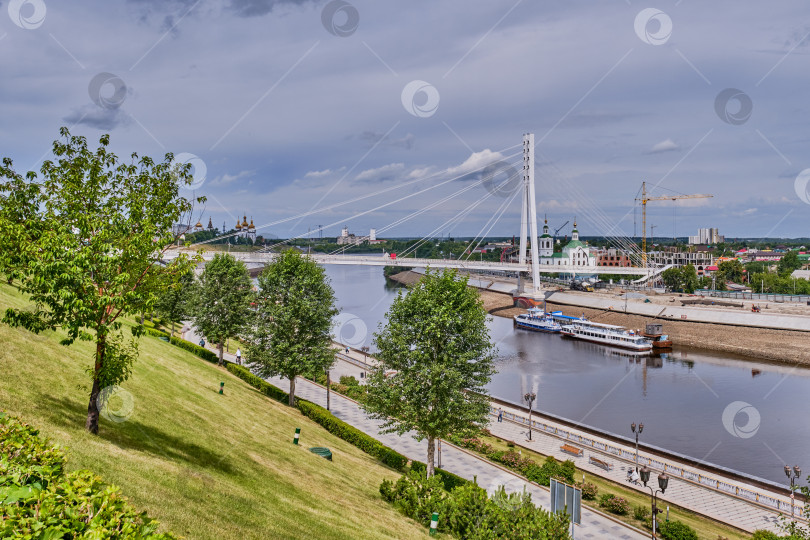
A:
[[0, 129, 198, 434], [363, 269, 495, 477], [154, 270, 195, 336], [247, 249, 338, 406], [662, 265, 698, 293], [778, 250, 801, 276], [717, 259, 745, 283], [193, 253, 252, 365]]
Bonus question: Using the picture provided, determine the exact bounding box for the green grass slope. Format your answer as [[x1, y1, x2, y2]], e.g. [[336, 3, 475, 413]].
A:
[[0, 283, 425, 539]]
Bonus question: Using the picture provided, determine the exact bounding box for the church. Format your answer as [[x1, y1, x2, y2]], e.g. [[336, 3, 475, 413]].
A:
[[538, 219, 596, 266], [234, 215, 257, 243]]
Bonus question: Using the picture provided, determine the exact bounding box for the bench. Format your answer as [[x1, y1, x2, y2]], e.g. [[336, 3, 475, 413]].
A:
[[560, 444, 584, 457], [588, 455, 613, 471]]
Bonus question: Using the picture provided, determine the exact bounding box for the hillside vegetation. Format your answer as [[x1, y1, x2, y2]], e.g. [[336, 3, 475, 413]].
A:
[[0, 283, 427, 539]]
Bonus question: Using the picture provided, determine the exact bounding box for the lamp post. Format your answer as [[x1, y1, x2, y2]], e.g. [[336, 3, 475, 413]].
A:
[[325, 367, 331, 411], [631, 422, 644, 472], [639, 466, 669, 539], [785, 464, 802, 519], [524, 392, 536, 441]]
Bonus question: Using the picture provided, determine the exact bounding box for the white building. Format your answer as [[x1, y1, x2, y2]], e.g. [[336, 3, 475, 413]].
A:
[[538, 219, 596, 267], [688, 228, 724, 245]]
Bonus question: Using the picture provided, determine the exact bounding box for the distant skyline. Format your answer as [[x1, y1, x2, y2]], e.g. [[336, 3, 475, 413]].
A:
[[2, 1, 810, 240]]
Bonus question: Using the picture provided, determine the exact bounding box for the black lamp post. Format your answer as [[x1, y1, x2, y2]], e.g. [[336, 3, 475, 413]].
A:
[[631, 422, 644, 472], [639, 466, 669, 539], [785, 464, 802, 519], [325, 367, 331, 411], [524, 392, 536, 440]]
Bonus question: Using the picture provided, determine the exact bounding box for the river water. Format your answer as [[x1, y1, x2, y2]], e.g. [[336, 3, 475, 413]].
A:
[[324, 263, 808, 485]]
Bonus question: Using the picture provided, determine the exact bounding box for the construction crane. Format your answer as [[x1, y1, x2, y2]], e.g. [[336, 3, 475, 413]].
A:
[[552, 220, 569, 245], [635, 182, 713, 267]]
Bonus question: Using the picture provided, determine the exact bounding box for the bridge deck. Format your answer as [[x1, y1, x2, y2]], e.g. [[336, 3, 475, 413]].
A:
[[165, 249, 658, 277]]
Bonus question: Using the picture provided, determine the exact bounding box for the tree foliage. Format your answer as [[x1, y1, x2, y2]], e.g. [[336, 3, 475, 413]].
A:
[[247, 249, 338, 406], [717, 259, 745, 283], [0, 128, 198, 434], [778, 250, 802, 276], [154, 270, 195, 336], [192, 253, 252, 365], [661, 264, 699, 293], [363, 269, 495, 477]]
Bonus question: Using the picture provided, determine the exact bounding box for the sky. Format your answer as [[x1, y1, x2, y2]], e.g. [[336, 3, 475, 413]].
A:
[[2, 0, 809, 241]]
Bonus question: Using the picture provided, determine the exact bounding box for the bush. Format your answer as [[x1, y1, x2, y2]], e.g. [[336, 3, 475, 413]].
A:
[[226, 364, 288, 403], [633, 504, 650, 520], [169, 336, 220, 364], [410, 462, 469, 492], [658, 520, 698, 540], [576, 481, 598, 500], [339, 375, 360, 387], [144, 327, 169, 339], [297, 400, 408, 472], [382, 473, 571, 540], [751, 532, 779, 540], [0, 413, 175, 538], [599, 494, 630, 515]]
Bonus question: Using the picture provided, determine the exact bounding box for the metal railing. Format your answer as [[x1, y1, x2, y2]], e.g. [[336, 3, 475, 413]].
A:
[[492, 406, 805, 519], [696, 289, 810, 304]]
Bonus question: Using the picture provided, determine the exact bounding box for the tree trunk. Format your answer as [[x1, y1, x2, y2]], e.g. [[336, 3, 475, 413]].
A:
[[86, 335, 106, 434], [218, 340, 224, 366], [170, 320, 175, 337], [289, 377, 296, 407], [427, 436, 435, 478]]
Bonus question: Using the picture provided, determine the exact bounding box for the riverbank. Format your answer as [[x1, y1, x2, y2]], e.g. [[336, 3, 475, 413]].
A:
[[388, 271, 810, 365]]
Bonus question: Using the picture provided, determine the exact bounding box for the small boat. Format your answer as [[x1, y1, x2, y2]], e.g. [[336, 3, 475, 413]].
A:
[[561, 320, 653, 351], [514, 308, 563, 333], [642, 323, 673, 349]]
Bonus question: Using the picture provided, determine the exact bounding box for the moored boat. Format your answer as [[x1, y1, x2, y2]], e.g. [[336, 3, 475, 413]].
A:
[[642, 323, 673, 349], [560, 320, 653, 351], [514, 308, 563, 333]]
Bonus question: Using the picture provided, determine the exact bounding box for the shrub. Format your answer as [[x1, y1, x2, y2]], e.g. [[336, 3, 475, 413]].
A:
[[658, 520, 698, 540], [751, 532, 779, 540], [384, 469, 447, 526], [599, 494, 630, 515], [0, 413, 175, 538], [576, 481, 598, 500], [410, 462, 469, 492], [170, 336, 220, 364], [226, 364, 288, 403], [339, 375, 360, 387], [144, 327, 169, 339], [297, 400, 408, 472], [633, 504, 650, 520]]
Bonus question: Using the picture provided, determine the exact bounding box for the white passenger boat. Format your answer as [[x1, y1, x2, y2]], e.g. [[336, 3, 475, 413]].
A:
[[561, 320, 653, 351], [513, 308, 563, 333]]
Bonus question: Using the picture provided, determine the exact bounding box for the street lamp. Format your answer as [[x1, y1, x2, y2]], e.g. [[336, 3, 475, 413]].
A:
[[524, 392, 536, 440], [631, 422, 644, 472], [325, 367, 331, 411], [785, 464, 802, 519], [639, 466, 669, 538]]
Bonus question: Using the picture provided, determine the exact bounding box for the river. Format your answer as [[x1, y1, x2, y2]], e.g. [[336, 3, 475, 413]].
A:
[[324, 263, 807, 486]]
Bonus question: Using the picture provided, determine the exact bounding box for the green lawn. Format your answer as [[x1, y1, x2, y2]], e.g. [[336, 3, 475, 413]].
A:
[[0, 283, 427, 539]]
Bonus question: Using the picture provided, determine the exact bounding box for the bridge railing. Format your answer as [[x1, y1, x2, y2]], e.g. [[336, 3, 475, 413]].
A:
[[491, 406, 804, 519]]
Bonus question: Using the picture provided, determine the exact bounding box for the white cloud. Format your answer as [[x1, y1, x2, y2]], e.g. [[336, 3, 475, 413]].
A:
[[354, 163, 405, 183], [210, 170, 255, 185], [649, 139, 680, 154], [444, 149, 506, 177]]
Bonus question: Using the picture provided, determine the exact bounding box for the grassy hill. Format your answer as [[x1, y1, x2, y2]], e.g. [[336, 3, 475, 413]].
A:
[[0, 283, 426, 539]]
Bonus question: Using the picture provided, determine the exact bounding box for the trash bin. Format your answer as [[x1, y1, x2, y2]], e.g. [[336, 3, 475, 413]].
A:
[[309, 447, 333, 461]]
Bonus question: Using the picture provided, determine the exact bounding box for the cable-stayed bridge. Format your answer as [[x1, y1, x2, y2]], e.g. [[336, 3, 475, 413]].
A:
[[177, 133, 667, 292]]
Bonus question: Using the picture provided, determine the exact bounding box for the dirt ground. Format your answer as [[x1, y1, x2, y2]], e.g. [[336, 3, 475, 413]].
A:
[[389, 271, 810, 366]]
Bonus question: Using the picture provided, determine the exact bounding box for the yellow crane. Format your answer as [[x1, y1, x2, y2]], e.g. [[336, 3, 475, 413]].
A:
[[635, 181, 713, 267]]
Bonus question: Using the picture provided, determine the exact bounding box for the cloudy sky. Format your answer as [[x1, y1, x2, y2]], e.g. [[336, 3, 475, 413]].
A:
[[2, 0, 809, 241]]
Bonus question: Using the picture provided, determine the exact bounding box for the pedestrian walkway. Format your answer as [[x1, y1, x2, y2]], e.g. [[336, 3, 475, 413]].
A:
[[180, 326, 645, 539], [488, 401, 785, 534]]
